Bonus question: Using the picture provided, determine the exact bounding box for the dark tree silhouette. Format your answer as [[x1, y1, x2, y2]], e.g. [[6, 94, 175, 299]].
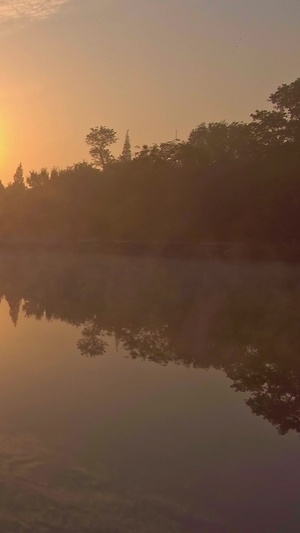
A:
[[250, 109, 288, 149], [13, 163, 25, 187], [85, 126, 117, 169], [188, 121, 251, 162], [269, 78, 300, 120], [27, 168, 50, 188]]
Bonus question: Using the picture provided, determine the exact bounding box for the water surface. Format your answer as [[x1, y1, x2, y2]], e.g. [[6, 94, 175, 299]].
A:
[[0, 252, 300, 532]]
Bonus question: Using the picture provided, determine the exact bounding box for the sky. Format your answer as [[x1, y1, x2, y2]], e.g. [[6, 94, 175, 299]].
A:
[[0, 0, 299, 182]]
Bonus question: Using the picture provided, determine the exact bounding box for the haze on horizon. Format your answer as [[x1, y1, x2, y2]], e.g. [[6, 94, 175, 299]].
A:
[[0, 0, 299, 183]]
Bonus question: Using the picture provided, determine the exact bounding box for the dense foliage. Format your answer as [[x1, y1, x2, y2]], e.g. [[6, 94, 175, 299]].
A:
[[0, 78, 300, 247]]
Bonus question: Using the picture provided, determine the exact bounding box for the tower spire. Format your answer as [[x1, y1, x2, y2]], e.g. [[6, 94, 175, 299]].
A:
[[120, 130, 132, 162]]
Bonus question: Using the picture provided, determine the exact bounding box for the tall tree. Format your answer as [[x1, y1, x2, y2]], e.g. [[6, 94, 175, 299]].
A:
[[13, 163, 25, 187], [120, 130, 132, 162], [249, 78, 300, 149], [269, 78, 300, 143], [250, 109, 288, 149], [85, 126, 117, 169], [269, 78, 300, 120]]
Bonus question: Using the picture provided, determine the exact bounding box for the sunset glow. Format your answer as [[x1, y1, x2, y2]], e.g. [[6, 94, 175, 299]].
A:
[[0, 0, 299, 182]]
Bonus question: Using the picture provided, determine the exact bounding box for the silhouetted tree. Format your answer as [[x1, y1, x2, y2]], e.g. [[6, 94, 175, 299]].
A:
[[27, 168, 50, 188], [248, 78, 300, 150], [188, 121, 251, 162], [270, 78, 300, 120], [13, 163, 25, 187], [250, 109, 288, 149], [269, 78, 300, 143], [86, 126, 117, 169]]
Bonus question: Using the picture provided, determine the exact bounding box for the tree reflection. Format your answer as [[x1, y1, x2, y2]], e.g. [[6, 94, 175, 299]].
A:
[[77, 320, 109, 357], [5, 295, 22, 326], [120, 325, 176, 365], [209, 284, 300, 434], [0, 252, 300, 436], [222, 346, 300, 434]]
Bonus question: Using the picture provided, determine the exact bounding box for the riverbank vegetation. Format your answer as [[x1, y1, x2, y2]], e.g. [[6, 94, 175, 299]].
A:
[[0, 78, 299, 249]]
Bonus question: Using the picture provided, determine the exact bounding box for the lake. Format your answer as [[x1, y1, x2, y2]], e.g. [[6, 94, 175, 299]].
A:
[[0, 252, 300, 532]]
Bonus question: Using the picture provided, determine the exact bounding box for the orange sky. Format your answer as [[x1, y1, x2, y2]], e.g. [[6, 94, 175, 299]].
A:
[[0, 0, 299, 183]]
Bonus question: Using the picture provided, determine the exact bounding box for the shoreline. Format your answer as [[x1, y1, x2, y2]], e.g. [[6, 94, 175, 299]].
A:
[[0, 240, 299, 261]]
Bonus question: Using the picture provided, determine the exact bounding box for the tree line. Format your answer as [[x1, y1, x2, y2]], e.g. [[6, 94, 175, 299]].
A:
[[0, 78, 300, 249]]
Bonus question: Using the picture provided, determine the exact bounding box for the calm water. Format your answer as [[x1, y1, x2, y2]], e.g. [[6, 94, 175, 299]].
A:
[[0, 252, 300, 532]]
